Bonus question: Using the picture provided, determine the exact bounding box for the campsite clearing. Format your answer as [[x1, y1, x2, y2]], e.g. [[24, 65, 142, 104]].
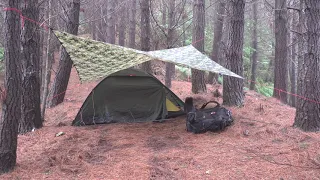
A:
[[1, 68, 320, 180]]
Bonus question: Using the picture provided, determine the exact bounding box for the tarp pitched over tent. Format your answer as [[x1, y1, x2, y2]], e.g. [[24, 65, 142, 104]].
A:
[[144, 45, 238, 78], [53, 31, 243, 82]]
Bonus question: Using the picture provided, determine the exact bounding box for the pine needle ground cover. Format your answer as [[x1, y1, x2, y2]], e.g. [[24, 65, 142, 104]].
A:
[[1, 67, 319, 179]]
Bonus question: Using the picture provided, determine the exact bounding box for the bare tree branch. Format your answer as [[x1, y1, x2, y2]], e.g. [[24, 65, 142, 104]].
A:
[[287, 6, 300, 11], [149, 0, 169, 40]]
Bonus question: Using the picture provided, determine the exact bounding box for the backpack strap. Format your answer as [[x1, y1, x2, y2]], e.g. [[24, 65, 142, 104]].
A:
[[200, 100, 220, 109]]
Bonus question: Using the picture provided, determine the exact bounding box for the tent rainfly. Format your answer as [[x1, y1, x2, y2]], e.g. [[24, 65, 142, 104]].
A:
[[52, 31, 243, 125]]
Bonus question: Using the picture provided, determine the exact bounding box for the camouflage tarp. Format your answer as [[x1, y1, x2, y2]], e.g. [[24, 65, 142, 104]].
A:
[[53, 31, 243, 82], [144, 46, 243, 79]]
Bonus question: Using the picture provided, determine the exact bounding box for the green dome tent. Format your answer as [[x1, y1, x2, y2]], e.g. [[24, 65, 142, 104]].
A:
[[73, 68, 185, 126]]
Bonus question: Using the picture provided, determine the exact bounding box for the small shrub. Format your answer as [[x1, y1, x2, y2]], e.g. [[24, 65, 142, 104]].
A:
[[175, 65, 191, 81], [255, 79, 273, 97]]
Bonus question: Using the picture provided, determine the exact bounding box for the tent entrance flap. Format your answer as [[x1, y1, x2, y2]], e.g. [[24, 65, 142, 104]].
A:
[[73, 69, 185, 126], [166, 98, 180, 112]]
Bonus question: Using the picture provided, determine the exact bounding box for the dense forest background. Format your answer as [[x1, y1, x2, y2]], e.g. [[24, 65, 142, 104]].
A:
[[0, 0, 294, 100], [0, 0, 320, 175], [0, 0, 277, 95]]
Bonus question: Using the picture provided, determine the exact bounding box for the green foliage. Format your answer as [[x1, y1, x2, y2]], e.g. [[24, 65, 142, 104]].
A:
[[175, 65, 191, 81], [255, 78, 274, 97], [204, 26, 213, 54], [241, 10, 275, 97], [185, 38, 192, 46], [243, 45, 253, 79], [0, 48, 3, 61], [218, 75, 223, 84]]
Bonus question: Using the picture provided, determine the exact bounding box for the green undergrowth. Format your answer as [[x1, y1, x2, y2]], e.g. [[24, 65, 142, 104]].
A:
[[255, 79, 273, 97]]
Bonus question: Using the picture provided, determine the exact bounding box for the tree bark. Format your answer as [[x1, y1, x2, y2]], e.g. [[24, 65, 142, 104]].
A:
[[91, 21, 97, 40], [107, 0, 115, 44], [129, 0, 137, 48], [290, 7, 298, 107], [97, 2, 107, 42], [140, 0, 152, 73], [162, 0, 167, 26], [273, 0, 288, 103], [182, 11, 187, 46], [222, 0, 245, 106], [41, 0, 54, 119], [266, 41, 275, 82], [47, 0, 80, 108], [249, 0, 258, 90], [0, 0, 22, 173], [294, 0, 320, 132], [290, 44, 297, 107], [219, 2, 231, 68], [51, 0, 61, 51], [165, 0, 176, 88], [208, 1, 225, 84], [191, 0, 207, 94], [90, 1, 97, 40], [297, 0, 305, 94], [19, 0, 42, 133], [118, 3, 126, 46], [40, 2, 48, 99]]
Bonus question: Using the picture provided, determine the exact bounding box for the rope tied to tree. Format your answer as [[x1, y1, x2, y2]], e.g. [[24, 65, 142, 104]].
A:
[[3, 7, 49, 31]]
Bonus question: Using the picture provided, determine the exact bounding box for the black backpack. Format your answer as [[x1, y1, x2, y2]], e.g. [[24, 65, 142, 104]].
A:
[[184, 97, 233, 134]]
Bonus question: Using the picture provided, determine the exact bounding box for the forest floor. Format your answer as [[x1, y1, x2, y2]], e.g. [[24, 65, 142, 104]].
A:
[[1, 66, 320, 180]]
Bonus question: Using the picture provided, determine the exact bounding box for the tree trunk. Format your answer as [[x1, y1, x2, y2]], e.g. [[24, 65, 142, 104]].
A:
[[47, 0, 80, 108], [191, 0, 207, 94], [51, 0, 61, 51], [40, 1, 49, 100], [39, 18, 45, 100], [165, 0, 176, 88], [41, 0, 54, 119], [97, 2, 107, 42], [90, 1, 97, 40], [290, 44, 297, 107], [162, 0, 167, 26], [0, 0, 22, 173], [249, 0, 258, 90], [91, 21, 97, 40], [19, 0, 42, 134], [140, 0, 152, 73], [294, 0, 320, 132], [297, 0, 305, 93], [118, 3, 126, 46], [290, 6, 298, 107], [266, 41, 275, 82], [222, 0, 245, 106], [219, 2, 231, 68], [129, 0, 137, 48], [208, 1, 225, 84], [273, 0, 288, 104], [182, 11, 187, 46], [107, 0, 115, 44]]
